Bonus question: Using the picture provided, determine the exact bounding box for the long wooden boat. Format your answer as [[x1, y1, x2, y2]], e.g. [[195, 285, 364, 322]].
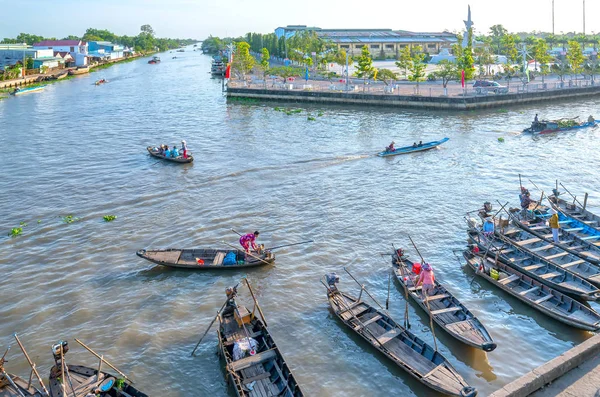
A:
[[463, 250, 600, 331], [324, 278, 476, 397], [146, 146, 194, 163], [68, 67, 89, 75], [468, 230, 600, 301], [0, 373, 43, 396], [377, 137, 449, 157], [136, 248, 274, 269], [391, 251, 496, 351], [217, 286, 303, 396], [10, 86, 45, 96], [550, 194, 600, 234], [512, 214, 600, 265], [522, 118, 597, 134], [48, 341, 148, 397]]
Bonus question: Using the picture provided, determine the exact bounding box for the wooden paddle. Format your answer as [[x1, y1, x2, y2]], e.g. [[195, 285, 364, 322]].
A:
[[222, 241, 272, 266], [13, 334, 49, 396], [74, 339, 133, 384], [190, 299, 228, 356]]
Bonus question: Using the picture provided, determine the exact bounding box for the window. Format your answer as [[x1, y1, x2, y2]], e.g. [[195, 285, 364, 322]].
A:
[[340, 45, 350, 49], [70, 47, 74, 52], [386, 44, 395, 49], [427, 44, 436, 49], [399, 44, 408, 49], [370, 44, 380, 49], [355, 45, 363, 49]]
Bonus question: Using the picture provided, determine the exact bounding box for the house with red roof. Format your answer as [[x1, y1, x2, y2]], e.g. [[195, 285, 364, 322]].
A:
[[33, 40, 89, 67]]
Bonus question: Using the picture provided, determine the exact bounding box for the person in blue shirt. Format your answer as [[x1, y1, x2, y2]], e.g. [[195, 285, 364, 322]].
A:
[[164, 145, 171, 158], [171, 145, 179, 157], [483, 217, 495, 236]]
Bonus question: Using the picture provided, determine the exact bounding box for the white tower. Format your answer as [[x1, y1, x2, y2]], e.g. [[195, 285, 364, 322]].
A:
[[463, 5, 474, 48]]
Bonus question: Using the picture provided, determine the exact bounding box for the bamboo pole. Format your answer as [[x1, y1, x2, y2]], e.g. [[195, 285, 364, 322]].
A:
[[560, 183, 585, 208], [190, 300, 227, 356], [74, 339, 133, 383], [244, 278, 268, 328], [13, 334, 49, 396]]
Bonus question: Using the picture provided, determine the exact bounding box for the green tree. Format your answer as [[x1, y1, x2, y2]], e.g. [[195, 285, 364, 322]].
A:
[[489, 24, 508, 54], [395, 46, 411, 78], [433, 59, 459, 89], [269, 66, 300, 84], [501, 34, 519, 63], [201, 36, 225, 54], [260, 48, 270, 70], [232, 41, 255, 78], [25, 57, 34, 70], [552, 56, 570, 83], [140, 24, 155, 37], [375, 68, 398, 84], [407, 45, 427, 93], [567, 40, 585, 79], [355, 45, 373, 78], [453, 33, 475, 81], [531, 38, 551, 83]]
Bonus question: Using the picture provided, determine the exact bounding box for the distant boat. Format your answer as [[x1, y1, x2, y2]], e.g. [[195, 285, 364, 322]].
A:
[[148, 56, 161, 64], [147, 146, 193, 163], [523, 117, 597, 134], [10, 86, 45, 96], [378, 137, 449, 157], [95, 79, 107, 85], [68, 66, 89, 75]]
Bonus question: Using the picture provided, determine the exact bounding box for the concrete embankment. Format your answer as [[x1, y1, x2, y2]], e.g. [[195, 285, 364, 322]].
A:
[[489, 333, 600, 397], [226, 85, 600, 111]]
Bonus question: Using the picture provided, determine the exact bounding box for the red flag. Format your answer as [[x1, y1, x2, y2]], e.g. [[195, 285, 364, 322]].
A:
[[461, 70, 465, 88], [224, 63, 231, 79]]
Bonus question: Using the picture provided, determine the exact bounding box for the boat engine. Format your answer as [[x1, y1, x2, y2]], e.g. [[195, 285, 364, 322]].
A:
[[51, 340, 69, 361], [326, 273, 339, 287]]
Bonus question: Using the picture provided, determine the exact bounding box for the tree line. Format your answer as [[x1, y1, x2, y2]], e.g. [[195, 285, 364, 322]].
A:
[[2, 25, 196, 53]]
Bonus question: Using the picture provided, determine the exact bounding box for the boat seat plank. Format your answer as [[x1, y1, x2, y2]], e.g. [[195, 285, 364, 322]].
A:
[[558, 220, 573, 225], [516, 237, 541, 246], [424, 294, 450, 302], [586, 274, 600, 281], [509, 257, 529, 263], [500, 248, 515, 254], [523, 264, 544, 271], [560, 260, 585, 268], [581, 235, 600, 241], [534, 295, 554, 304], [530, 244, 555, 252], [519, 286, 540, 295], [565, 228, 584, 232], [545, 252, 569, 260], [243, 372, 272, 384], [73, 373, 106, 394], [213, 252, 225, 266], [339, 301, 362, 314], [430, 307, 461, 315], [224, 330, 263, 346], [540, 272, 561, 279], [499, 274, 520, 285], [229, 349, 277, 372], [353, 315, 382, 330], [530, 225, 549, 231], [376, 328, 401, 345], [583, 221, 598, 225], [408, 285, 423, 292]]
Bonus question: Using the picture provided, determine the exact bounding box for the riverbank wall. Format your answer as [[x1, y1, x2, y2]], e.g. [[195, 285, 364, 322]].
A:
[[489, 333, 600, 397], [226, 84, 600, 111]]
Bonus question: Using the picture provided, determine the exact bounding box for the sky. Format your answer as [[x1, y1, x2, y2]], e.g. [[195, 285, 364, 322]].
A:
[[0, 0, 598, 40]]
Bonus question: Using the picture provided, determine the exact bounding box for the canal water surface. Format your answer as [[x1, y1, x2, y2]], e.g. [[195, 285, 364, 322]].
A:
[[1, 48, 600, 396]]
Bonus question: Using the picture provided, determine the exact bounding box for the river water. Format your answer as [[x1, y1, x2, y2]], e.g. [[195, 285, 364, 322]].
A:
[[1, 48, 600, 397]]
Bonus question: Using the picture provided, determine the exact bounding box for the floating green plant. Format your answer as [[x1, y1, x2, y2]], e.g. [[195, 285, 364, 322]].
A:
[[307, 116, 316, 121], [103, 215, 117, 222], [115, 378, 125, 389], [38, 220, 42, 223], [62, 215, 80, 224], [20, 221, 27, 227], [8, 227, 22, 237], [498, 137, 505, 142], [318, 112, 324, 117]]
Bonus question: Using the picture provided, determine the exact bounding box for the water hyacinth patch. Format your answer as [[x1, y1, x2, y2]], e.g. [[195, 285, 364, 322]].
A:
[[9, 227, 22, 237], [307, 116, 316, 121], [103, 215, 117, 222], [62, 215, 80, 224]]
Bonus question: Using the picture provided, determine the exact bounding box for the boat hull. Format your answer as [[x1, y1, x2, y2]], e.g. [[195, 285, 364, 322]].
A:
[[147, 146, 193, 163], [523, 120, 597, 134], [377, 137, 449, 157], [48, 364, 147, 397], [136, 248, 274, 269]]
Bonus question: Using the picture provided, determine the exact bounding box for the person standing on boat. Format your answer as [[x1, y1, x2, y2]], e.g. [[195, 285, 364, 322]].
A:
[[483, 217, 495, 236], [386, 141, 395, 152], [416, 263, 435, 299], [171, 144, 179, 158], [181, 140, 188, 159], [548, 208, 560, 243], [240, 231, 260, 253]]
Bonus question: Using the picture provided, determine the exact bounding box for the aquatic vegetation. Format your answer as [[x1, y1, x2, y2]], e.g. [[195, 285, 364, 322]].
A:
[[115, 379, 125, 390], [498, 137, 505, 142], [8, 227, 22, 237], [20, 221, 27, 226], [38, 220, 42, 223], [62, 215, 80, 224], [318, 112, 324, 117], [497, 109, 508, 113], [103, 215, 117, 222], [307, 116, 316, 121]]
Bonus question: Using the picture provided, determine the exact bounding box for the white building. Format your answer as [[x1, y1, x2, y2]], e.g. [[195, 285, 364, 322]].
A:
[[33, 40, 89, 66], [0, 44, 53, 70]]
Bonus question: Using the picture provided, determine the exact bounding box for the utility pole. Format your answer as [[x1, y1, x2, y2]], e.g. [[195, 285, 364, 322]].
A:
[[552, 0, 555, 35], [345, 52, 349, 92], [583, 0, 586, 35]]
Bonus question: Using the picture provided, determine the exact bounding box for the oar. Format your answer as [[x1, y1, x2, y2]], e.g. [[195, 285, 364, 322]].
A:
[[74, 339, 133, 384], [560, 182, 585, 208], [231, 228, 242, 237], [267, 240, 314, 250], [385, 272, 391, 310], [407, 235, 425, 264], [244, 278, 268, 328], [13, 334, 49, 396], [191, 299, 228, 356], [392, 243, 410, 329], [222, 241, 272, 266]]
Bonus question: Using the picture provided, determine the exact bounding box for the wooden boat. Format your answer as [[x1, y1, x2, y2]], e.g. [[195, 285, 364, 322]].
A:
[[513, 215, 600, 265], [48, 341, 148, 397], [391, 250, 496, 351], [498, 224, 600, 287], [148, 56, 160, 64], [136, 248, 274, 269], [68, 67, 89, 76], [0, 351, 44, 396], [217, 283, 303, 396], [463, 250, 600, 331], [522, 117, 597, 134], [324, 276, 477, 397], [550, 194, 600, 234], [467, 230, 600, 301], [95, 79, 107, 85], [211, 57, 226, 76], [377, 137, 449, 157], [146, 146, 193, 163], [10, 86, 45, 96], [48, 72, 68, 81]]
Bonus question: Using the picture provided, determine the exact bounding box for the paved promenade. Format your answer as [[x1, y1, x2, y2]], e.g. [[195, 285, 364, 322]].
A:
[[530, 354, 600, 397]]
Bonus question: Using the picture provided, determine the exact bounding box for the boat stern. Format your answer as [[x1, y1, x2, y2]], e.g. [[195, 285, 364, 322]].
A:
[[461, 386, 478, 397], [482, 341, 497, 352]]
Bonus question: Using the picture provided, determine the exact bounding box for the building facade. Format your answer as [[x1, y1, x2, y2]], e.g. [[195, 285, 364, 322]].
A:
[[33, 40, 89, 66], [0, 44, 54, 70]]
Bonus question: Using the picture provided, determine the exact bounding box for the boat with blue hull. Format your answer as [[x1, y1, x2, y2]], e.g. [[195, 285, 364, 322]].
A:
[[550, 194, 600, 235], [10, 86, 45, 96], [523, 118, 597, 134], [377, 137, 449, 157]]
